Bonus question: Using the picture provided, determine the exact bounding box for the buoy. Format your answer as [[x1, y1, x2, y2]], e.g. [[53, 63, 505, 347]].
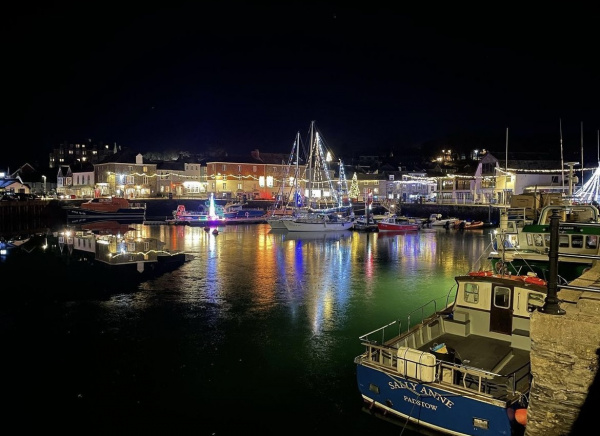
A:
[[515, 408, 527, 426]]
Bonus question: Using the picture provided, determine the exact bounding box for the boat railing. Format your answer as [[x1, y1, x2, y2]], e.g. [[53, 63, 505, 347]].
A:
[[356, 343, 530, 398], [358, 287, 457, 345]]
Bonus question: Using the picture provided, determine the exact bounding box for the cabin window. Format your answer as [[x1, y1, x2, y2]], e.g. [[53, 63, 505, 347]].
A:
[[493, 287, 511, 309], [572, 235, 584, 248], [559, 235, 569, 247], [534, 234, 544, 247], [586, 235, 598, 249], [543, 234, 551, 247], [463, 283, 479, 303]]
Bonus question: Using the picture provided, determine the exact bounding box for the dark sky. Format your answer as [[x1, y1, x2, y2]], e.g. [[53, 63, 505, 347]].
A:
[[4, 4, 599, 169]]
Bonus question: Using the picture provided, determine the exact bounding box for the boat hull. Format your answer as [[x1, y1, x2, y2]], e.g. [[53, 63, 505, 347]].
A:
[[267, 217, 293, 230], [377, 223, 419, 232], [282, 219, 354, 232], [356, 364, 519, 435], [66, 209, 146, 223], [223, 209, 265, 219]]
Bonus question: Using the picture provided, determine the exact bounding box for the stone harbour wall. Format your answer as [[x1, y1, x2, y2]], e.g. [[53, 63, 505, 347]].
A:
[[526, 268, 600, 436]]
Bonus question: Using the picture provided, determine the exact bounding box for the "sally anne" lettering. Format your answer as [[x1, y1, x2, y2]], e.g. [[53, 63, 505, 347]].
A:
[[388, 380, 454, 409]]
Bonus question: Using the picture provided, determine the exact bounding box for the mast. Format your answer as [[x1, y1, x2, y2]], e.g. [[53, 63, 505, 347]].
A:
[[505, 127, 508, 171], [505, 127, 508, 205], [560, 119, 565, 192], [307, 121, 315, 201], [581, 121, 584, 192], [293, 130, 301, 207]]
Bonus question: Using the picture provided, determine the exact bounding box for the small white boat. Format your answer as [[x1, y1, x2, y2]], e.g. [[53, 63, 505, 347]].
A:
[[427, 214, 460, 227]]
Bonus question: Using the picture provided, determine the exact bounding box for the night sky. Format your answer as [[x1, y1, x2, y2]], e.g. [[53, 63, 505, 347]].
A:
[[4, 4, 599, 169]]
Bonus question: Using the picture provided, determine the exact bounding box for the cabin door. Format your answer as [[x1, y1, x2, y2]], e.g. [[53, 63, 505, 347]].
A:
[[489, 285, 513, 335]]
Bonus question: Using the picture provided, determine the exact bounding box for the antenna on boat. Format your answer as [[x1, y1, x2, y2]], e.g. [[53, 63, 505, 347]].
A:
[[560, 119, 565, 194], [565, 162, 579, 203]]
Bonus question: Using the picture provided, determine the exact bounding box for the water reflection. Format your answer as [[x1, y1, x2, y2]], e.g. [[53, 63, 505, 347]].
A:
[[3, 222, 496, 435]]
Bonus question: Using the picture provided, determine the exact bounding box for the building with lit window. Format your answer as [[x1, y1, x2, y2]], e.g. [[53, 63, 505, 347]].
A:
[[156, 160, 205, 198], [49, 139, 116, 169], [205, 150, 306, 201], [94, 152, 157, 199]]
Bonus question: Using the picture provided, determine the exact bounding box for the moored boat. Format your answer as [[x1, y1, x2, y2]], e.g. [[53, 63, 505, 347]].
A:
[[282, 211, 354, 232], [352, 216, 379, 232], [280, 121, 354, 232], [355, 269, 548, 435], [455, 220, 485, 230], [376, 215, 420, 232], [427, 214, 461, 228], [222, 202, 266, 219], [489, 202, 600, 281], [65, 197, 146, 223], [170, 193, 226, 226]]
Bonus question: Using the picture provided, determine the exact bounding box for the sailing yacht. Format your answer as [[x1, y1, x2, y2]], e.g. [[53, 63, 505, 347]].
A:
[[267, 131, 306, 230], [281, 121, 354, 232]]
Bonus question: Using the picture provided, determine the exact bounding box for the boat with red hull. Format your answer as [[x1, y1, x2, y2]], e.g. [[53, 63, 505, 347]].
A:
[[65, 197, 146, 223], [377, 216, 420, 232]]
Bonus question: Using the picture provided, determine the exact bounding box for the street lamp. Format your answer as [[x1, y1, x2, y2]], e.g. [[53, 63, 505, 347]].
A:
[[42, 175, 46, 197]]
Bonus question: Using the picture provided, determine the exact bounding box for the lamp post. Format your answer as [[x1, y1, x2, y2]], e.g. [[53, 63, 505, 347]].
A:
[[42, 175, 46, 197], [541, 209, 566, 315]]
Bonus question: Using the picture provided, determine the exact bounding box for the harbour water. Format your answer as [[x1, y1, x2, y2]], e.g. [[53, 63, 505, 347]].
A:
[[2, 223, 493, 435]]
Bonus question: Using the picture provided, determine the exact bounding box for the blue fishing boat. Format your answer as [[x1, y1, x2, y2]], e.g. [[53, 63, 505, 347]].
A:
[[355, 270, 549, 435]]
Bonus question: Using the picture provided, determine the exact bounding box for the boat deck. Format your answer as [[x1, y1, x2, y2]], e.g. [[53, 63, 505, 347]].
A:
[[416, 333, 529, 376]]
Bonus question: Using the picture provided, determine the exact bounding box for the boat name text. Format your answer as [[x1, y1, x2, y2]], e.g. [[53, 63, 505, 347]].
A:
[[388, 380, 454, 409]]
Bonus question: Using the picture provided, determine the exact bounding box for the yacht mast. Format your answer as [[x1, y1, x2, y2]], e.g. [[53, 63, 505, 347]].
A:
[[307, 121, 315, 201], [560, 119, 565, 192]]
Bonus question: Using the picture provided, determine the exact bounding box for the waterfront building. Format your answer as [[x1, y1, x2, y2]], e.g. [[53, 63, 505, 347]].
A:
[[94, 151, 157, 199], [155, 160, 205, 198], [205, 149, 307, 201], [56, 165, 73, 197]]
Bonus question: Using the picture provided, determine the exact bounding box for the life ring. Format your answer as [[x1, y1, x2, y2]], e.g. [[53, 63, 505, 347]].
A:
[[495, 261, 504, 273], [468, 271, 494, 277], [245, 212, 250, 218], [522, 276, 547, 286]]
